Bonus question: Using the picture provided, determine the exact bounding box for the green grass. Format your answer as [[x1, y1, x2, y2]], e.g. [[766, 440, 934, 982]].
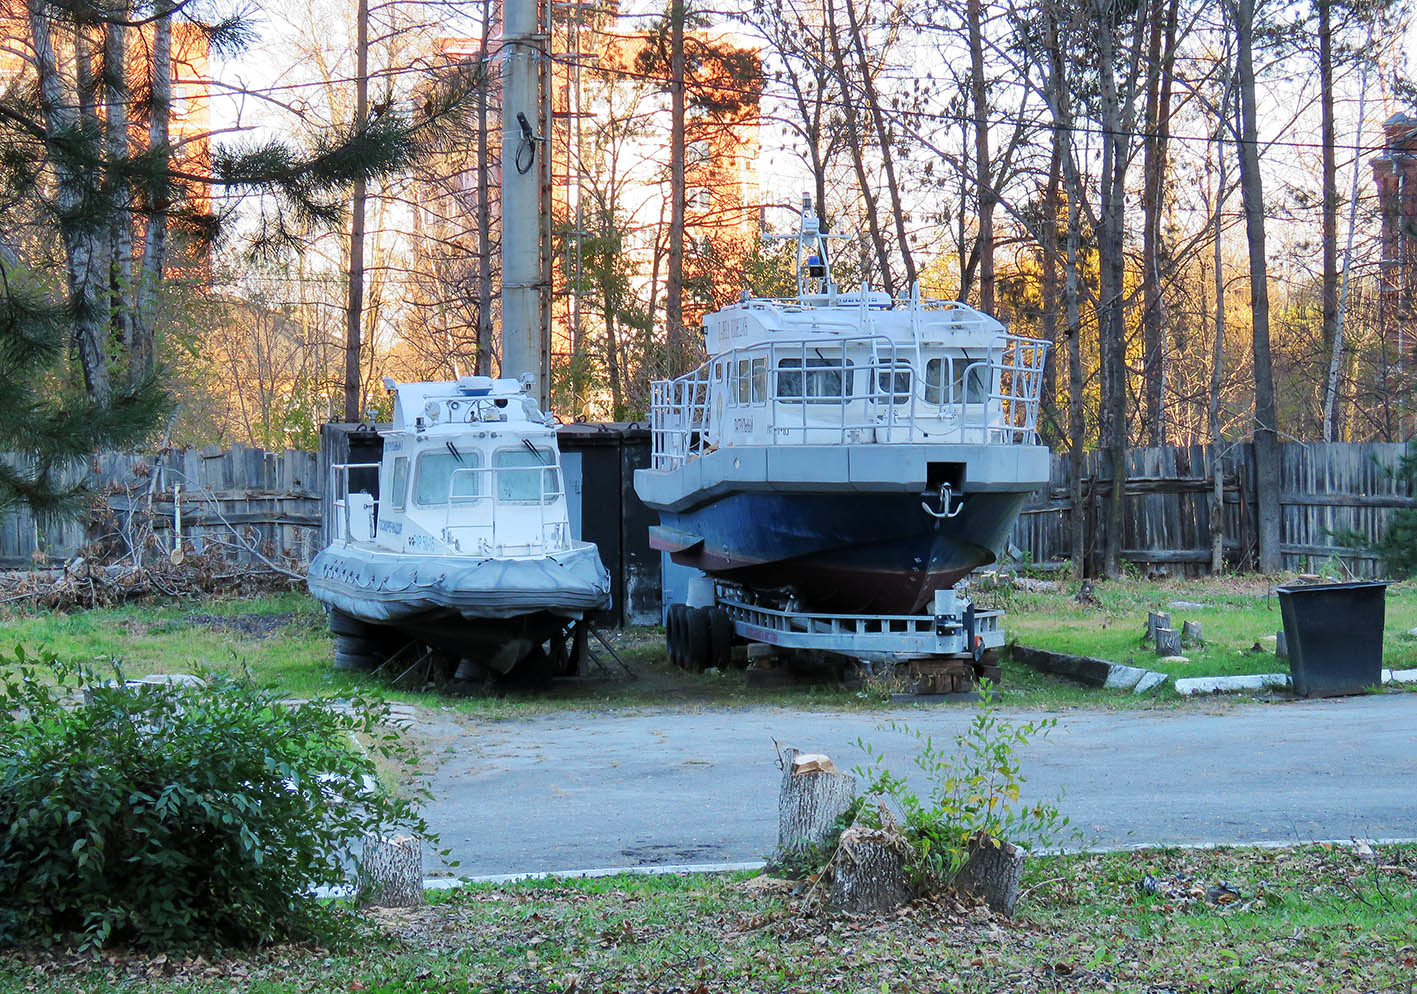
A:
[[7, 575, 1414, 716], [5, 844, 1414, 992], [1003, 574, 1417, 683]]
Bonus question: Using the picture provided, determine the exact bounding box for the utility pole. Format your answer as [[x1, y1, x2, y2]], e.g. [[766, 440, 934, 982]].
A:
[[343, 0, 369, 422], [501, 0, 546, 403]]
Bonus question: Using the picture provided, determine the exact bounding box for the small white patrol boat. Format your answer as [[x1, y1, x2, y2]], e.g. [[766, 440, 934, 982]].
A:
[[308, 375, 611, 681]]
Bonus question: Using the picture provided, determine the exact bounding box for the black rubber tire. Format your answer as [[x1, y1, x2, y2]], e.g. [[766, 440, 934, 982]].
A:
[[333, 650, 382, 672], [684, 607, 712, 672], [666, 604, 688, 668], [329, 609, 378, 638], [707, 608, 735, 670]]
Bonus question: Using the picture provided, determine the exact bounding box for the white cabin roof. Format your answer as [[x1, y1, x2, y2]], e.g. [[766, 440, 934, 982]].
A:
[[703, 296, 1006, 355], [387, 376, 549, 432]]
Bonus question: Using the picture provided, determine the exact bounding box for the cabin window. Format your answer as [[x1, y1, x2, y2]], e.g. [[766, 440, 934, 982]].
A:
[[495, 447, 561, 503], [776, 356, 853, 403], [876, 362, 912, 405], [391, 456, 409, 510], [734, 358, 767, 405], [414, 450, 484, 505], [924, 357, 988, 406]]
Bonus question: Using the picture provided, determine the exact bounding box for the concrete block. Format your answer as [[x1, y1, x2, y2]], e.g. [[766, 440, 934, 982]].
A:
[[1133, 671, 1170, 694], [1174, 673, 1291, 696], [1102, 664, 1147, 691]]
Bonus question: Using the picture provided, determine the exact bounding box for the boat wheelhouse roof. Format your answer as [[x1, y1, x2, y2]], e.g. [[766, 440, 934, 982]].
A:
[[704, 294, 1007, 355], [387, 375, 550, 432]]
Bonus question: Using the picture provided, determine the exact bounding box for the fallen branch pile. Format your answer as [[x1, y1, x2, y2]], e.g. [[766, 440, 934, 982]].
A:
[[0, 548, 305, 611]]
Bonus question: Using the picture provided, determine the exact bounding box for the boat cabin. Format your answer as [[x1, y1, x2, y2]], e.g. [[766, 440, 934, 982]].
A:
[[329, 376, 574, 559]]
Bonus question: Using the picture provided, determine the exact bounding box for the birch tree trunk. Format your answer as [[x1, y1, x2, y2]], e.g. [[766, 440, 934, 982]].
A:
[[29, 0, 110, 404]]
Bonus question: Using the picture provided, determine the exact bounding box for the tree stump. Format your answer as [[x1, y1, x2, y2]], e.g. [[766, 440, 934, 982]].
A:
[[951, 834, 1025, 916], [1145, 612, 1171, 643], [358, 835, 423, 907], [824, 825, 911, 914], [1154, 627, 1182, 657], [1181, 621, 1204, 646], [1275, 629, 1288, 660], [776, 749, 857, 861]]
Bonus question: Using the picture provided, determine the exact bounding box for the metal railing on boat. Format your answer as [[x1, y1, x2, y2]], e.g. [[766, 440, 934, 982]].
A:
[[649, 333, 1048, 471]]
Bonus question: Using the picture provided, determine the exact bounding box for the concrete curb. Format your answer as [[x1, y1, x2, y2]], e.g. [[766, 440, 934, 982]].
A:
[[1175, 667, 1417, 696], [1175, 673, 1291, 695], [427, 837, 1417, 891], [1011, 644, 1169, 694]]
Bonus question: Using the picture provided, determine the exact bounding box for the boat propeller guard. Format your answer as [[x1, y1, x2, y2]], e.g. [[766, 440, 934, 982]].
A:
[[921, 482, 965, 520]]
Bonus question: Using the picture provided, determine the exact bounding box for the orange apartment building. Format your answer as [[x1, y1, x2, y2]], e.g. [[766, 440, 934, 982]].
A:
[[0, 9, 214, 272]]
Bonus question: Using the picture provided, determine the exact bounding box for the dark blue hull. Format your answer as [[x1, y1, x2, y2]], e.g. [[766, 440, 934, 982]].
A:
[[654, 490, 1028, 614]]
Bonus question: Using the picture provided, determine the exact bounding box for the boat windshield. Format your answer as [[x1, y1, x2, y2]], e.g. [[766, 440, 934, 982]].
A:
[[495, 448, 561, 503], [415, 450, 484, 505], [924, 357, 989, 406]]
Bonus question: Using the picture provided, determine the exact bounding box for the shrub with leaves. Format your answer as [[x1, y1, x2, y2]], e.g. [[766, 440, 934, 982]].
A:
[[0, 649, 430, 951], [853, 685, 1069, 890]]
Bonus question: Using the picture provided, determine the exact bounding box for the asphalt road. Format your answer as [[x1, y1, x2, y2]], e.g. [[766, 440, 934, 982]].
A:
[[421, 694, 1417, 876]]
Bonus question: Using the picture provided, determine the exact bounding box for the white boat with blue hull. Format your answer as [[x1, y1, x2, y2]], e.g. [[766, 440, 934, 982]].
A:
[[309, 376, 611, 679], [634, 197, 1050, 626]]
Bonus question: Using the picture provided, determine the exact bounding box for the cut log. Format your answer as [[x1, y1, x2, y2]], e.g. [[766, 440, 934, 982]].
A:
[[951, 834, 1025, 916], [776, 748, 857, 860], [1145, 612, 1171, 643], [357, 835, 423, 907], [1154, 627, 1182, 657], [1181, 620, 1204, 646], [824, 825, 911, 914]]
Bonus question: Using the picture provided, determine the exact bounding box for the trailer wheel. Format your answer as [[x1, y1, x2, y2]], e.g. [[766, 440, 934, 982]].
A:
[[684, 607, 712, 672], [666, 603, 688, 668], [707, 608, 735, 669]]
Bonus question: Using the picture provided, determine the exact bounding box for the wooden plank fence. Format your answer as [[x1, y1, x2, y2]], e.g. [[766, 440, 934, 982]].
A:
[[10, 445, 321, 568], [5, 439, 1412, 579], [1010, 441, 1416, 577]]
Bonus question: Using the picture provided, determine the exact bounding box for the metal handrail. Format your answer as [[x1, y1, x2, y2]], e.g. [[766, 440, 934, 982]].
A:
[[649, 333, 1050, 470], [330, 461, 382, 541]]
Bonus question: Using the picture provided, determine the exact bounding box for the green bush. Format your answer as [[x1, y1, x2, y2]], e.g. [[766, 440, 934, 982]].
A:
[[854, 685, 1069, 889], [0, 649, 430, 951]]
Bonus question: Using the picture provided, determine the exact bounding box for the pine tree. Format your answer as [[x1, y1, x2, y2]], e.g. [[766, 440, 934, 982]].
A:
[[0, 0, 469, 515]]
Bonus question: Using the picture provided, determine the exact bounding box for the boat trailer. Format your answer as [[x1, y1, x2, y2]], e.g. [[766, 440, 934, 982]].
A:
[[664, 578, 1005, 694]]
